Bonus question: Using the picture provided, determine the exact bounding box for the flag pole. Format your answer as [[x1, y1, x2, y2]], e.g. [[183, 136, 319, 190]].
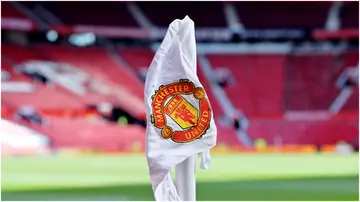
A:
[[175, 155, 196, 201]]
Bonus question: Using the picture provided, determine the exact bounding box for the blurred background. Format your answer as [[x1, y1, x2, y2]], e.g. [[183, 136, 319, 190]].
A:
[[1, 1, 359, 201]]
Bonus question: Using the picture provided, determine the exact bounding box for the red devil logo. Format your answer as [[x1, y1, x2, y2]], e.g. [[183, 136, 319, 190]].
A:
[[175, 104, 196, 125]]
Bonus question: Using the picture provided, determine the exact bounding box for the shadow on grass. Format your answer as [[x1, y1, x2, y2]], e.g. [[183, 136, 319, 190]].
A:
[[2, 175, 358, 201]]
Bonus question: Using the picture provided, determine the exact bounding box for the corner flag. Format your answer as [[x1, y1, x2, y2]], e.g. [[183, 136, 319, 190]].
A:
[[144, 16, 217, 201]]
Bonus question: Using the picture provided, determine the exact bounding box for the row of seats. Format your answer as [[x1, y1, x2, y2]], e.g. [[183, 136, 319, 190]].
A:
[[2, 2, 358, 28]]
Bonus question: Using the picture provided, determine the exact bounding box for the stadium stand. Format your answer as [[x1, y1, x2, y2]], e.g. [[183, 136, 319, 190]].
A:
[[1, 1, 358, 153]]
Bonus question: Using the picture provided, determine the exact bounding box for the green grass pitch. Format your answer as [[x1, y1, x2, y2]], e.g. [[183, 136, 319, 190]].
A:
[[1, 153, 359, 201]]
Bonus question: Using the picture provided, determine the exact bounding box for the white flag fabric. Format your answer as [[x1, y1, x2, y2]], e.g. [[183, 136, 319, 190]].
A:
[[144, 16, 217, 201]]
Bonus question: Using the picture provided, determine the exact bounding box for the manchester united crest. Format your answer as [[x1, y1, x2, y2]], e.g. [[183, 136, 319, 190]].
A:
[[150, 79, 212, 143]]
